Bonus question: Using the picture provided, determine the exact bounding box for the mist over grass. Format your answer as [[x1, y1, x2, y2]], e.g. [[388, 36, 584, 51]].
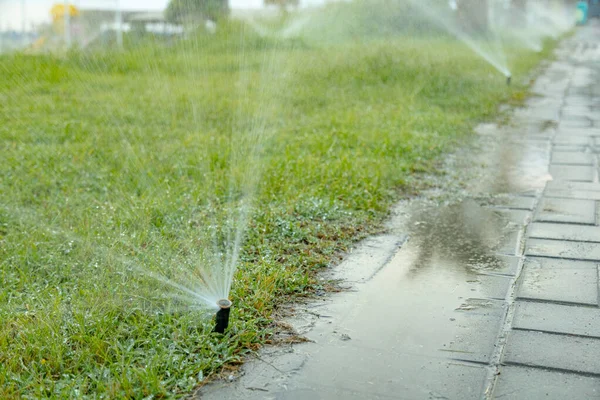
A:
[[0, 5, 556, 398]]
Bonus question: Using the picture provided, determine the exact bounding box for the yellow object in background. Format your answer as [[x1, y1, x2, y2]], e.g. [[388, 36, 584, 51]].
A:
[[50, 3, 80, 34], [50, 3, 80, 22]]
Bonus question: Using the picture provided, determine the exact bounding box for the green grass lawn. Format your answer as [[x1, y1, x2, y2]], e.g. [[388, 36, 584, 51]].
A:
[[0, 17, 553, 398]]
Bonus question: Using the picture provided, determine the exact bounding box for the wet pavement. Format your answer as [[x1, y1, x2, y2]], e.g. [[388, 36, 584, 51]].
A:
[[199, 23, 600, 400]]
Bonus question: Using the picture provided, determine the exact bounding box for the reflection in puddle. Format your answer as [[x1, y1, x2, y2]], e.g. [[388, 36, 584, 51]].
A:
[[467, 123, 554, 194], [404, 199, 514, 277]]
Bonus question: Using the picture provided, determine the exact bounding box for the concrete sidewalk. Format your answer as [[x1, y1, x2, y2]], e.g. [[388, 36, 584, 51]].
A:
[[199, 24, 600, 400]]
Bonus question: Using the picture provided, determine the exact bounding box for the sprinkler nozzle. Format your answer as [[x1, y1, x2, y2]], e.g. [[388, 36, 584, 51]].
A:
[[214, 299, 232, 334], [506, 75, 512, 86]]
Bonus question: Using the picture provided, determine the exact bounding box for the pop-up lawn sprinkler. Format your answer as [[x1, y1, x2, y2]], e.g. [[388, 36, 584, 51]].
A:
[[506, 75, 512, 86], [214, 299, 232, 333]]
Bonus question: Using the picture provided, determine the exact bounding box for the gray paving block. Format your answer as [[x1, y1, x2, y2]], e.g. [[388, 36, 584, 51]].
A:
[[201, 357, 488, 400], [496, 209, 531, 226], [553, 135, 592, 146], [475, 274, 512, 300], [565, 96, 595, 107], [503, 330, 600, 375], [528, 222, 600, 243], [489, 255, 521, 276], [484, 196, 536, 211], [446, 299, 506, 364], [493, 365, 600, 400], [535, 198, 596, 224], [495, 229, 522, 256], [515, 107, 559, 121], [562, 105, 591, 114], [332, 235, 406, 283], [282, 362, 488, 400], [561, 114, 593, 123], [526, 96, 562, 109], [469, 255, 520, 276], [517, 257, 598, 305], [549, 165, 594, 182], [547, 181, 600, 192], [562, 106, 592, 116], [555, 128, 600, 136], [526, 238, 600, 262], [545, 189, 600, 201], [552, 144, 589, 153], [513, 301, 600, 337], [551, 151, 594, 166], [559, 119, 593, 129]]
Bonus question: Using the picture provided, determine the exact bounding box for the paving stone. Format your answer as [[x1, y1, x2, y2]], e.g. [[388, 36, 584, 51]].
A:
[[280, 362, 488, 400], [503, 330, 600, 375], [547, 181, 600, 192], [534, 197, 596, 224], [487, 255, 521, 276], [549, 165, 594, 182], [561, 113, 593, 121], [474, 274, 512, 300], [555, 128, 600, 136], [562, 106, 592, 116], [333, 235, 406, 283], [496, 209, 531, 226], [528, 222, 600, 243], [545, 181, 600, 200], [552, 144, 589, 153], [484, 196, 536, 211], [493, 365, 600, 400], [525, 238, 600, 261], [545, 189, 600, 200], [551, 151, 594, 166], [496, 229, 523, 257], [446, 299, 506, 364], [553, 135, 593, 146], [469, 255, 521, 276], [514, 107, 559, 121], [559, 119, 593, 128], [510, 120, 556, 136], [513, 301, 600, 336], [526, 97, 562, 109], [515, 190, 539, 198], [566, 96, 595, 107], [517, 257, 598, 306]]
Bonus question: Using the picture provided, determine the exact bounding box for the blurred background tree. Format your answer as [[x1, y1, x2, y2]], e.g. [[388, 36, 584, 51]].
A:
[[263, 0, 300, 14], [166, 0, 229, 23]]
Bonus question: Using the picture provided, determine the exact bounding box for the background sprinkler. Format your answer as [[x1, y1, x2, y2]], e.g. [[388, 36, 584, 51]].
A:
[[506, 75, 512, 86], [214, 299, 232, 333]]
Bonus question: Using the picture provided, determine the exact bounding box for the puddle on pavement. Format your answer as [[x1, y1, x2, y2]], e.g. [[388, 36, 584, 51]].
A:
[[405, 199, 515, 277], [269, 197, 527, 399], [460, 123, 554, 195]]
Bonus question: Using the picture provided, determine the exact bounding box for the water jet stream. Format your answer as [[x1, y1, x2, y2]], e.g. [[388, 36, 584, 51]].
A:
[[408, 0, 510, 77]]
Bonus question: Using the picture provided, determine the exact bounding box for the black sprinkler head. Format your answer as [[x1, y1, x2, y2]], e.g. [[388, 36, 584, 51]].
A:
[[506, 75, 512, 86], [214, 299, 232, 334]]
